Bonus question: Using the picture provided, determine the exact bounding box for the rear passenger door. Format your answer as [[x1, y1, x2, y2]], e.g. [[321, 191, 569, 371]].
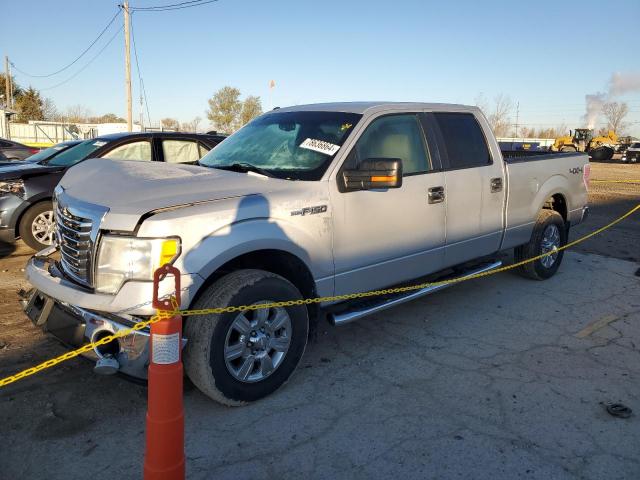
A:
[[158, 138, 210, 164], [429, 112, 505, 266]]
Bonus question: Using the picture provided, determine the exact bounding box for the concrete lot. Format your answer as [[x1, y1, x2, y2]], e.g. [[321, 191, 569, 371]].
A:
[[0, 163, 639, 479]]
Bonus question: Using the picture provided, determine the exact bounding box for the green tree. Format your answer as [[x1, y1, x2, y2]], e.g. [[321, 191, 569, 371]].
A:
[[240, 95, 263, 126], [0, 73, 23, 106], [206, 86, 242, 134], [15, 87, 44, 122]]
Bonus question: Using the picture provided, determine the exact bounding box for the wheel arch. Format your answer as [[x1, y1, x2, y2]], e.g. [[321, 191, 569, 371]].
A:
[[543, 192, 567, 223], [190, 248, 320, 329]]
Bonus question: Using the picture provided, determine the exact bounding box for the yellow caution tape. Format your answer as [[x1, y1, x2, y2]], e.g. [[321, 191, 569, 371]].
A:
[[1, 196, 639, 389]]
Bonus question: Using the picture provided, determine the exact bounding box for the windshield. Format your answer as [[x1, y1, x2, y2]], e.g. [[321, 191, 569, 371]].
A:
[[631, 143, 640, 148], [48, 138, 107, 167], [28, 142, 77, 163], [199, 111, 362, 180]]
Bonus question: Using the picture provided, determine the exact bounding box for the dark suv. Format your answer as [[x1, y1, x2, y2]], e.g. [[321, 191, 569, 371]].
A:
[[0, 131, 225, 250]]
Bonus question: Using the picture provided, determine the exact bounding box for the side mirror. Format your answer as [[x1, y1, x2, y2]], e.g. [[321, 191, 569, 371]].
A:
[[343, 158, 402, 191]]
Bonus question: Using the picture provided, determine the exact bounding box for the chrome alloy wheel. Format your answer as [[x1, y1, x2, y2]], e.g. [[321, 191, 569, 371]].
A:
[[224, 301, 292, 383], [31, 210, 55, 245], [540, 224, 561, 268]]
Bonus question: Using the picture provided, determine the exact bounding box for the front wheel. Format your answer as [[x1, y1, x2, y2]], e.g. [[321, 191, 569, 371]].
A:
[[514, 209, 567, 280], [19, 201, 55, 251], [184, 269, 309, 406]]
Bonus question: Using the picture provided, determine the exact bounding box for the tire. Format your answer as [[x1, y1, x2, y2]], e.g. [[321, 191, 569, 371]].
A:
[[183, 269, 309, 406], [514, 209, 567, 280], [560, 146, 576, 152], [589, 146, 614, 161], [19, 201, 55, 251]]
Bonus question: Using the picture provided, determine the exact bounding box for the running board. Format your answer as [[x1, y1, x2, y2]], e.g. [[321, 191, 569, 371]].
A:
[[328, 260, 502, 326]]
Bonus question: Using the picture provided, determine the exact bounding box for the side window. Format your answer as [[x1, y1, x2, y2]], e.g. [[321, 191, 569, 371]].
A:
[[347, 114, 431, 175], [433, 113, 491, 169], [102, 140, 152, 162], [198, 143, 211, 158], [162, 140, 202, 164]]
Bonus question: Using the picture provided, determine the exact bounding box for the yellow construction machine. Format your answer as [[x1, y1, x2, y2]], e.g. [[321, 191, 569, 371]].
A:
[[551, 129, 618, 160]]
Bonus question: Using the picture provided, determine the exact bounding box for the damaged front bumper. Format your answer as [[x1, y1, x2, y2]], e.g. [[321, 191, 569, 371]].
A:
[[22, 289, 153, 379], [22, 249, 193, 380]]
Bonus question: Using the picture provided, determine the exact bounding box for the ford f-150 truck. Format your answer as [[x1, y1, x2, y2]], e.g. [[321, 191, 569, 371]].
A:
[[22, 102, 590, 405]]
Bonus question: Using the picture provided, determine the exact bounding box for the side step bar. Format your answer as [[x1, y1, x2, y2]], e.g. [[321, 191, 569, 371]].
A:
[[328, 260, 502, 326]]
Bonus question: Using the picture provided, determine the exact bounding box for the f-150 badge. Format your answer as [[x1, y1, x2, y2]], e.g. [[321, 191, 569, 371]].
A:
[[291, 205, 328, 216]]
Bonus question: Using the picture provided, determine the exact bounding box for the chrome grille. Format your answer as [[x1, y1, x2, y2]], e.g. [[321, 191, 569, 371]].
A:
[[55, 203, 93, 287]]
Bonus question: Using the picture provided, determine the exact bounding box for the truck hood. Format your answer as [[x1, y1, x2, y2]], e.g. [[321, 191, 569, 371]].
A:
[[59, 158, 283, 218]]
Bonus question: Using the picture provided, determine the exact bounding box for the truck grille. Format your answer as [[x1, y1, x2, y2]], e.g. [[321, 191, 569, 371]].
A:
[[55, 203, 94, 287]]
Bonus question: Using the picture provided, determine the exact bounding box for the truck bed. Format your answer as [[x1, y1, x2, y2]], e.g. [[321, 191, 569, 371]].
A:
[[501, 150, 580, 162], [501, 150, 589, 250]]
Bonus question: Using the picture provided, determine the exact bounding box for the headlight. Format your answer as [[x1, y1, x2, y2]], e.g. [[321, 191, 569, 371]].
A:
[[95, 235, 180, 294], [0, 179, 25, 197]]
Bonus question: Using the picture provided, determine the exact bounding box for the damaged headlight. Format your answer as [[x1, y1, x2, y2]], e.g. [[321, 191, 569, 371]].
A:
[[95, 235, 180, 294], [0, 179, 25, 197]]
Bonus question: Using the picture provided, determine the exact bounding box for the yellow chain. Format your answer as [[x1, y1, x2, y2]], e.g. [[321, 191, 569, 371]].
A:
[[591, 179, 640, 184], [1, 184, 638, 389]]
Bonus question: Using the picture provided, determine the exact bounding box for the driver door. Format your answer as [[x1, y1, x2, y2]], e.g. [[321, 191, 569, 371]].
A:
[[330, 113, 446, 296]]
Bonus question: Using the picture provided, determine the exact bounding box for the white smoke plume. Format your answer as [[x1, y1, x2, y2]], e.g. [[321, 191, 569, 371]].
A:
[[584, 92, 607, 129], [584, 72, 640, 128], [609, 72, 640, 96]]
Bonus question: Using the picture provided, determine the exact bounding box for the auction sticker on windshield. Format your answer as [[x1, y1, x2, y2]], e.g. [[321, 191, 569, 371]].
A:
[[300, 138, 340, 156]]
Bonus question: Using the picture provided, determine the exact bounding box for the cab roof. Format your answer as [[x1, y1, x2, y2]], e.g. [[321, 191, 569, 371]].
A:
[[272, 101, 478, 115]]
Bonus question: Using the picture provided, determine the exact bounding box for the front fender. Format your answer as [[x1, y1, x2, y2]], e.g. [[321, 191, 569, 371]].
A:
[[184, 218, 323, 279]]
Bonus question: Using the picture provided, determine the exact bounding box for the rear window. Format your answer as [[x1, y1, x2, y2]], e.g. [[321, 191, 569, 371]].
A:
[[434, 112, 491, 169]]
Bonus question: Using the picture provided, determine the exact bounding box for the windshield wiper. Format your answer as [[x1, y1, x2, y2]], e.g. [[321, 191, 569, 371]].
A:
[[215, 162, 275, 178]]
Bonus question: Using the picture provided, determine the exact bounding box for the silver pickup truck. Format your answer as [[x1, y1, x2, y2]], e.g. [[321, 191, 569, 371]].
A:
[[23, 102, 590, 405]]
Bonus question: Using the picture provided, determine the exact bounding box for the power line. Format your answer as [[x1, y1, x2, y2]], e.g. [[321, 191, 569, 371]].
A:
[[10, 8, 122, 78], [130, 12, 152, 126], [131, 0, 218, 12], [39, 24, 124, 91]]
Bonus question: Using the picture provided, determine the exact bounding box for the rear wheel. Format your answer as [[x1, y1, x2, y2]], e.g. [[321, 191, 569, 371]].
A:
[[183, 269, 309, 406], [515, 209, 567, 280], [19, 201, 55, 251], [590, 146, 614, 161]]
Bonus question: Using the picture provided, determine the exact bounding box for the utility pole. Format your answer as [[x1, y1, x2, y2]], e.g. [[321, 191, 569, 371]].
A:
[[123, 1, 133, 131], [4, 56, 11, 109]]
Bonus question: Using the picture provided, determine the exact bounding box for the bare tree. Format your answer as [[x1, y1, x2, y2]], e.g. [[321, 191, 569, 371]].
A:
[[487, 94, 513, 137], [41, 97, 59, 121], [65, 104, 92, 123], [192, 116, 202, 132], [161, 117, 180, 131], [180, 116, 203, 132], [601, 101, 629, 134]]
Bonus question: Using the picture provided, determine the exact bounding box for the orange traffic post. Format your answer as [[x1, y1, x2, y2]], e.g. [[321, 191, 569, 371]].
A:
[[144, 264, 185, 480]]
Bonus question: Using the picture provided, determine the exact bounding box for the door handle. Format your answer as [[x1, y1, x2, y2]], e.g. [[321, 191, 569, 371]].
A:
[[490, 177, 503, 193], [428, 186, 445, 204]]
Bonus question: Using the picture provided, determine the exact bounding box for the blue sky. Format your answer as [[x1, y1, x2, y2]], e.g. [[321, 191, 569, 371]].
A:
[[3, 0, 640, 135]]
